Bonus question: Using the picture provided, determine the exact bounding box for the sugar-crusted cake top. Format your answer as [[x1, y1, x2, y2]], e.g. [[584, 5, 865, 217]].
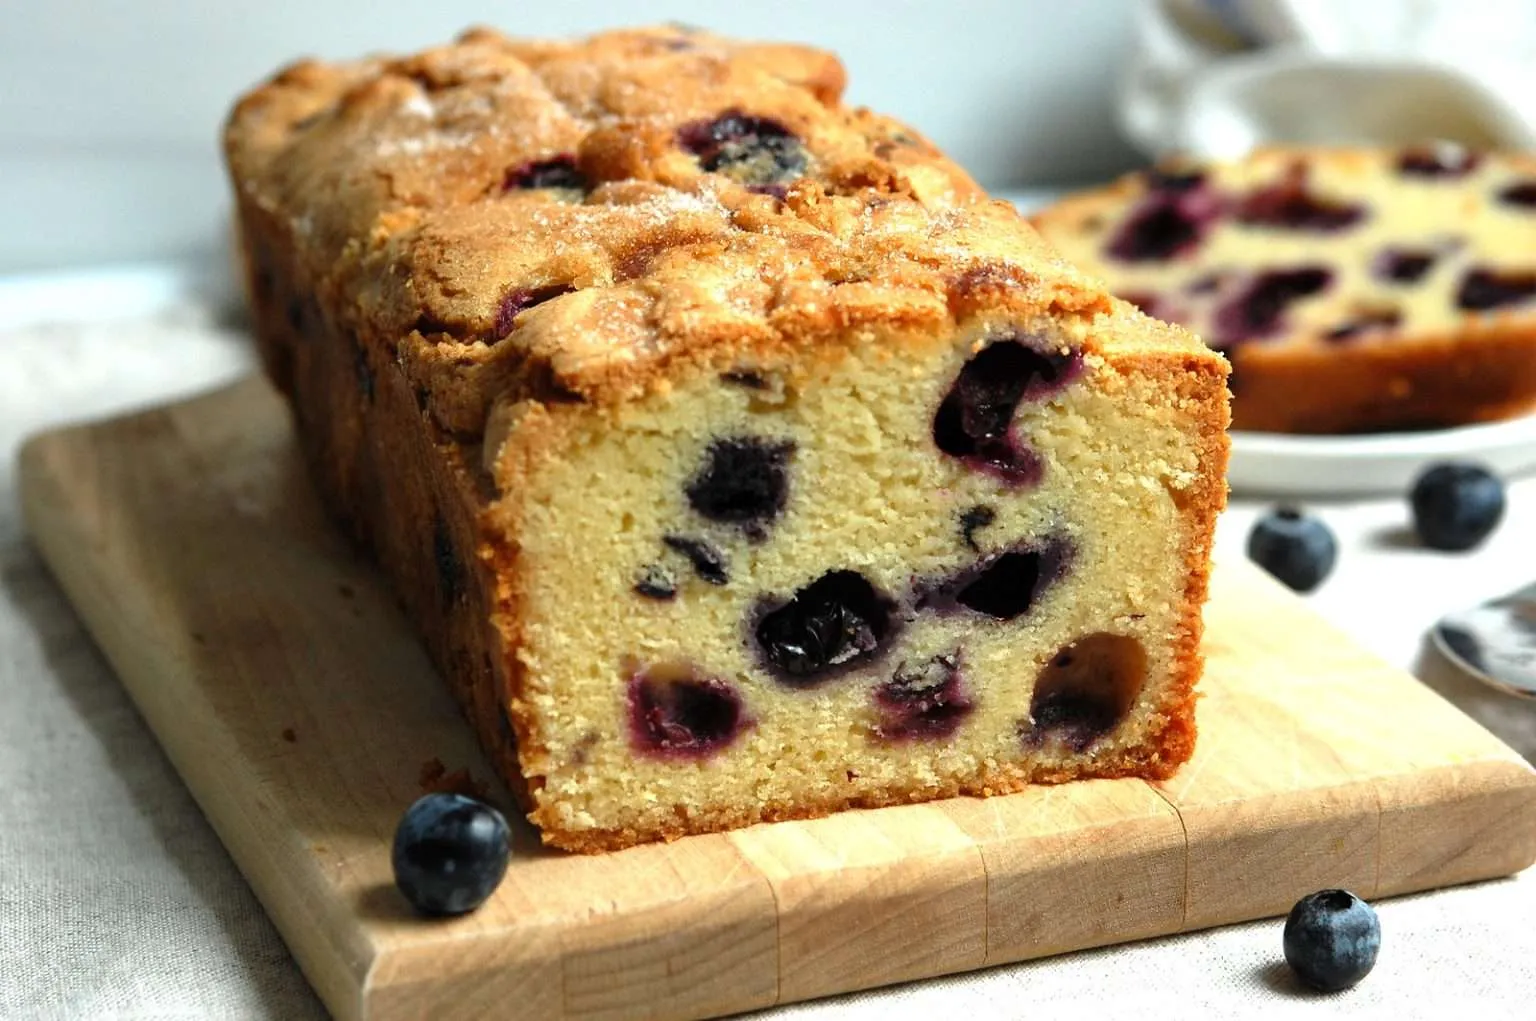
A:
[[226, 25, 1202, 434]]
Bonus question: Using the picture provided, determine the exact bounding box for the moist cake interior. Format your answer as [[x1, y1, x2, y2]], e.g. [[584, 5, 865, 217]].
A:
[[498, 311, 1212, 843]]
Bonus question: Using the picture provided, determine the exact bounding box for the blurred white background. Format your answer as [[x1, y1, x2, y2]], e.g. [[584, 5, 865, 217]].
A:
[[0, 0, 1139, 272]]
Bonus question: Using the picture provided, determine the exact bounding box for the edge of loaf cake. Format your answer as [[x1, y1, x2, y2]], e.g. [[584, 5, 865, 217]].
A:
[[225, 25, 1231, 851]]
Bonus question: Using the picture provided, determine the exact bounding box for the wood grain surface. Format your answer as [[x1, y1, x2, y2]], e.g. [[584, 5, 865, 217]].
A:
[[18, 377, 1536, 1021]]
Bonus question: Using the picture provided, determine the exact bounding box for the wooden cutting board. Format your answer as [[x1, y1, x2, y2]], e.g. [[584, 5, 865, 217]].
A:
[[19, 377, 1536, 1021]]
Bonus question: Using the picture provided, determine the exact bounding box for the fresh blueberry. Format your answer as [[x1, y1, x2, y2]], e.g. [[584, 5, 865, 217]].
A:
[[1409, 462, 1506, 551], [1283, 889, 1381, 992], [678, 111, 808, 193], [392, 793, 511, 916], [754, 570, 895, 685], [685, 437, 794, 533], [1247, 508, 1337, 592]]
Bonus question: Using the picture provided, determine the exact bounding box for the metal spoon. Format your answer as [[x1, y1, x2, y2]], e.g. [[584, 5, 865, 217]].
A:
[[1431, 581, 1536, 698]]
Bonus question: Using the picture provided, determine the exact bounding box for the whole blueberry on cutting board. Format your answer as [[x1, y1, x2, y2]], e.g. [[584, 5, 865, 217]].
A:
[[1410, 462, 1505, 552], [393, 793, 511, 916], [1247, 508, 1336, 593], [1283, 889, 1381, 992]]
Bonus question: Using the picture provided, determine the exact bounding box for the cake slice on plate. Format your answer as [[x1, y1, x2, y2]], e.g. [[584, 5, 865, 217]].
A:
[[1033, 146, 1536, 433]]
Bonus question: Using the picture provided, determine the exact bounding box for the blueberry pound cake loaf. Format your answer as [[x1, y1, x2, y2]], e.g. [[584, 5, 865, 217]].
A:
[[224, 26, 1229, 852], [1033, 146, 1536, 433]]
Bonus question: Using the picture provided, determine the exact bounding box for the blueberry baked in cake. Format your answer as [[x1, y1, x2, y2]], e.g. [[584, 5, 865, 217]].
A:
[[224, 25, 1229, 852], [1033, 146, 1536, 433]]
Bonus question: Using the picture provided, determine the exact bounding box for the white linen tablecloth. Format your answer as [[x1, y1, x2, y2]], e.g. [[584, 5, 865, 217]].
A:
[[3, 275, 1534, 1019]]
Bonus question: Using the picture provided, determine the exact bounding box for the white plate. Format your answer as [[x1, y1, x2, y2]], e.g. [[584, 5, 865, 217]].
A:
[[1229, 416, 1536, 497]]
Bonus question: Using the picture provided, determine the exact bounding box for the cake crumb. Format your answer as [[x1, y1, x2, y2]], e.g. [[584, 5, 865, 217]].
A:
[[419, 757, 489, 799]]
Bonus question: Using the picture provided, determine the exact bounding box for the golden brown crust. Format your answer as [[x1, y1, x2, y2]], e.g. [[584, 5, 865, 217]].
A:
[[1031, 146, 1536, 433], [1133, 347, 1232, 774], [222, 24, 1185, 440], [242, 224, 536, 813], [229, 26, 1229, 853]]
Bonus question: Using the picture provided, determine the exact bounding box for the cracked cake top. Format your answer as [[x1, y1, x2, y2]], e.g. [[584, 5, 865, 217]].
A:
[[225, 25, 1204, 433]]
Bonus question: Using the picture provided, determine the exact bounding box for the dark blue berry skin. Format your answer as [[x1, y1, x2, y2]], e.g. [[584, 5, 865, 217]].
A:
[[1247, 508, 1337, 593], [392, 793, 510, 916], [1410, 463, 1506, 551], [754, 570, 896, 686], [1283, 889, 1381, 992]]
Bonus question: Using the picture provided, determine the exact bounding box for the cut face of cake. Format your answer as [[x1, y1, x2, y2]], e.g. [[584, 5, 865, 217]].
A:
[[225, 25, 1230, 851], [1032, 147, 1536, 433], [497, 306, 1226, 847]]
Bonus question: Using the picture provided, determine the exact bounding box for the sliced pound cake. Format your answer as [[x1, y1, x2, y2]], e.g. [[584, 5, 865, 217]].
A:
[[224, 25, 1230, 852], [1033, 146, 1536, 433]]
